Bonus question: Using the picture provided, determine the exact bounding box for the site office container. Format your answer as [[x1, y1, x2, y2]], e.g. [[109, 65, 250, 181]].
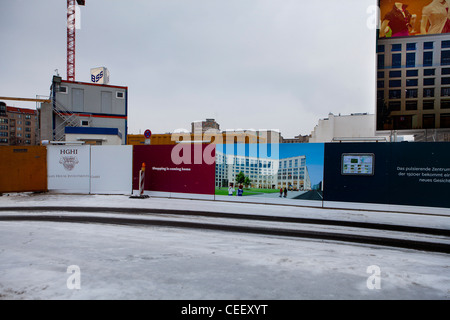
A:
[[0, 146, 47, 193]]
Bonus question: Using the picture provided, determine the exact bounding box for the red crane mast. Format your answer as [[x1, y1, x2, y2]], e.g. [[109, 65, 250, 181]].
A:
[[67, 0, 85, 82]]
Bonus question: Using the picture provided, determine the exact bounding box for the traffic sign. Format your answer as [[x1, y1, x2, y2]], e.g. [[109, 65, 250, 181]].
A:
[[144, 129, 152, 139]]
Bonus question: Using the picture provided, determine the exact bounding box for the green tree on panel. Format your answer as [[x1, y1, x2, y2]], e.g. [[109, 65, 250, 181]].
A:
[[236, 171, 246, 185]]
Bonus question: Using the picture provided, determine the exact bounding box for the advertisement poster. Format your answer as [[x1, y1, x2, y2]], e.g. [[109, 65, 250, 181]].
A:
[[379, 0, 450, 38], [133, 145, 216, 196], [215, 143, 324, 203]]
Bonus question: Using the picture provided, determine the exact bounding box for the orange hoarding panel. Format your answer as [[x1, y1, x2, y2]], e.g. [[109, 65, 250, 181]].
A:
[[0, 146, 47, 193]]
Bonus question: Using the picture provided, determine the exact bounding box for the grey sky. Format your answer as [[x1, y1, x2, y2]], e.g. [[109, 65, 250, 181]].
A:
[[0, 0, 377, 137]]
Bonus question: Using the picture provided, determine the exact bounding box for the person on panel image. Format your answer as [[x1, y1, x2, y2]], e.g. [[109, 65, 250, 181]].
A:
[[421, 0, 450, 34], [380, 2, 415, 37]]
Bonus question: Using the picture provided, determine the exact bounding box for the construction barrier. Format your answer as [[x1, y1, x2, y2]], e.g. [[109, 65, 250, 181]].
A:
[[0, 146, 47, 193]]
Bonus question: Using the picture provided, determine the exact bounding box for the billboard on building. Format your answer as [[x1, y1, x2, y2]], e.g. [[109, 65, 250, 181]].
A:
[[379, 0, 450, 38], [376, 1, 450, 133]]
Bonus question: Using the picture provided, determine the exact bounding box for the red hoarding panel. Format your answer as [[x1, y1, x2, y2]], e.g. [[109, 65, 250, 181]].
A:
[[133, 144, 215, 195]]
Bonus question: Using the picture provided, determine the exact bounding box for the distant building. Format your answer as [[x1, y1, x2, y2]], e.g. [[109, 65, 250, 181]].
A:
[[191, 119, 220, 133], [282, 134, 310, 143], [0, 102, 38, 146], [309, 113, 388, 143]]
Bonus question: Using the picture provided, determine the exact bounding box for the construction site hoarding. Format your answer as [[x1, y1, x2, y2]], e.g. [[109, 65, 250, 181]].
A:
[[0, 146, 47, 193]]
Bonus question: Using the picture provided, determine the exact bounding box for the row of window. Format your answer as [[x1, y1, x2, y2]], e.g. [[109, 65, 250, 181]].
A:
[[378, 68, 450, 78], [0, 132, 33, 138], [0, 139, 32, 144], [381, 88, 450, 99], [378, 78, 450, 88], [385, 100, 450, 111], [378, 50, 450, 68], [377, 40, 450, 53]]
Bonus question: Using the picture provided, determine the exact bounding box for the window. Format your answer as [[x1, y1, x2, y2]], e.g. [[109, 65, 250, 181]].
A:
[[389, 90, 402, 99], [442, 88, 450, 96], [0, 138, 8, 143], [442, 40, 450, 49], [441, 100, 450, 109], [442, 77, 450, 85], [406, 70, 418, 77], [59, 86, 68, 94], [423, 114, 435, 129], [377, 80, 385, 89], [406, 101, 418, 110], [389, 101, 401, 111], [406, 52, 416, 67], [423, 100, 435, 110], [423, 88, 435, 98], [377, 45, 385, 53], [441, 114, 450, 128], [389, 70, 402, 77], [406, 79, 418, 87], [377, 71, 384, 78], [406, 89, 418, 98], [407, 43, 416, 51], [441, 50, 450, 65], [424, 42, 434, 50], [392, 44, 402, 52], [116, 91, 125, 99], [423, 78, 435, 86], [377, 90, 384, 100], [392, 53, 402, 68], [424, 51, 433, 66], [378, 54, 385, 69], [0, 132, 8, 137], [424, 69, 435, 76], [389, 80, 401, 88]]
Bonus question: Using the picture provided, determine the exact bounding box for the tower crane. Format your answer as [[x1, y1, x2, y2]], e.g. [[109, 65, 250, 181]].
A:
[[67, 0, 86, 82]]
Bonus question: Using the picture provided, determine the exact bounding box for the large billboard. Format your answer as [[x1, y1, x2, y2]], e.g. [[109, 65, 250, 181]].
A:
[[379, 0, 450, 38]]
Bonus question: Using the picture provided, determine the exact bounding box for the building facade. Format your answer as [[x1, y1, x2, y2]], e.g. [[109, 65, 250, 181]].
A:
[[0, 102, 38, 146], [309, 113, 387, 143], [215, 151, 311, 191], [377, 32, 450, 131]]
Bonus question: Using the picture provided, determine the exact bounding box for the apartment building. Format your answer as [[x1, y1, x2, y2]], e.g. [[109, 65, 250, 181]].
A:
[[0, 102, 38, 146]]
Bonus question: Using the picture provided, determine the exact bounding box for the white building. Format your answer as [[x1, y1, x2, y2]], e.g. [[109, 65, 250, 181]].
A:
[[215, 152, 311, 191], [309, 113, 388, 143]]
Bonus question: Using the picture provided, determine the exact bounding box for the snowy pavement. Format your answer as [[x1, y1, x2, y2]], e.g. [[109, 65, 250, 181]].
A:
[[0, 193, 449, 300]]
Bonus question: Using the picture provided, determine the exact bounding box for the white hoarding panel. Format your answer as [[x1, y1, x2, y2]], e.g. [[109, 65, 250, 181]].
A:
[[47, 145, 91, 193], [90, 145, 132, 195]]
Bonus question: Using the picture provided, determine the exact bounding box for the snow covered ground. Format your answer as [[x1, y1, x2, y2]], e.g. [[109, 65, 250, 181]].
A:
[[0, 193, 449, 300]]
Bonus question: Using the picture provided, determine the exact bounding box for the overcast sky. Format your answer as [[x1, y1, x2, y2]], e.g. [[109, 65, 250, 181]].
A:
[[0, 0, 378, 137]]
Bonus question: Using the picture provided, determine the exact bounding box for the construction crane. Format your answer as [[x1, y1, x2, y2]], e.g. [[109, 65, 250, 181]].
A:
[[67, 0, 86, 82]]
